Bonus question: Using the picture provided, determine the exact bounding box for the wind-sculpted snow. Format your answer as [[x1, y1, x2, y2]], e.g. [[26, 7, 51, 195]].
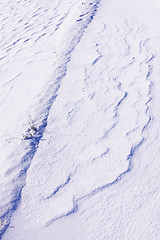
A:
[[35, 17, 154, 228], [0, 0, 101, 237], [2, 9, 156, 238], [1, 0, 160, 239]]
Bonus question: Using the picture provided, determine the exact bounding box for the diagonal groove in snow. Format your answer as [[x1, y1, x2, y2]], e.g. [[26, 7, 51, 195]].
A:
[[0, 0, 101, 238], [44, 172, 74, 200], [0, 1, 158, 238]]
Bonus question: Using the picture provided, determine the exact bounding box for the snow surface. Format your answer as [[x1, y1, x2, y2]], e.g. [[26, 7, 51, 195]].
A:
[[1, 0, 160, 239]]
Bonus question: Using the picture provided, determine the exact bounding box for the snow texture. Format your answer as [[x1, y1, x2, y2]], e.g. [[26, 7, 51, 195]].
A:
[[1, 0, 160, 239]]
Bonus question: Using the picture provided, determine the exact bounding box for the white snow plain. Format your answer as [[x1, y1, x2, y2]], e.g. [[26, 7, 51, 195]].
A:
[[1, 0, 160, 239]]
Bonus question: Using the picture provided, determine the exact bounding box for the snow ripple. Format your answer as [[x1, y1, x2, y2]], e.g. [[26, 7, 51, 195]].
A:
[[0, 0, 101, 237], [40, 17, 155, 227], [0, 2, 155, 239]]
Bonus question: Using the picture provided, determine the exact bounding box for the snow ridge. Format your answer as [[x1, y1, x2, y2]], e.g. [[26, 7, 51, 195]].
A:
[[45, 138, 145, 227], [43, 18, 155, 228], [0, 1, 156, 239], [0, 0, 101, 238]]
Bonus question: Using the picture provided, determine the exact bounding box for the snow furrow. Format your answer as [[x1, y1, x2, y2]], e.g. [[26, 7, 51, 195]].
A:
[[44, 172, 74, 200], [43, 18, 155, 227], [45, 138, 145, 227], [3, 14, 155, 234], [1, 0, 160, 239], [0, 0, 101, 237]]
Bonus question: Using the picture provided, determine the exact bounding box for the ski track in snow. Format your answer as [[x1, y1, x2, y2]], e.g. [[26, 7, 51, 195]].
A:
[[0, 0, 156, 239]]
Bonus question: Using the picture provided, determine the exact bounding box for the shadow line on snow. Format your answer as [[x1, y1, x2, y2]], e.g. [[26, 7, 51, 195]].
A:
[[0, 1, 101, 238]]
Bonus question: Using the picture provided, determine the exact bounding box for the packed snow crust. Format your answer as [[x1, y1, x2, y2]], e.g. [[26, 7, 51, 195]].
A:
[[1, 0, 160, 239]]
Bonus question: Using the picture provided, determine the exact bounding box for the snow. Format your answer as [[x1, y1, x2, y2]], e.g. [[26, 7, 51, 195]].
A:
[[1, 0, 160, 239]]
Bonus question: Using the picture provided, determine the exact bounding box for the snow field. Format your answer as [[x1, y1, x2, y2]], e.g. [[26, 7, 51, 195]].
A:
[[1, 0, 160, 239]]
